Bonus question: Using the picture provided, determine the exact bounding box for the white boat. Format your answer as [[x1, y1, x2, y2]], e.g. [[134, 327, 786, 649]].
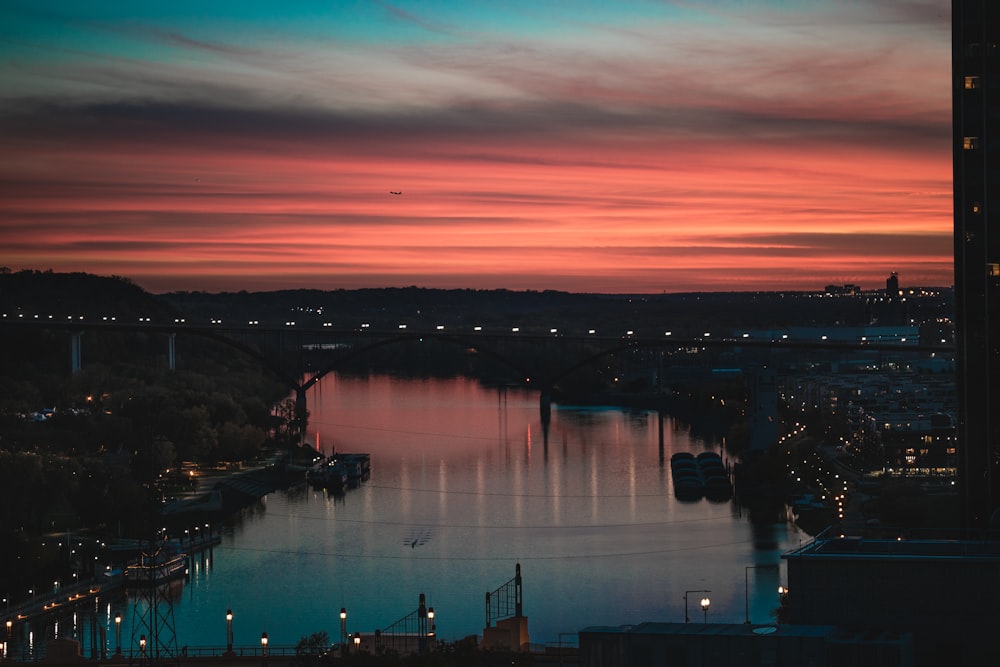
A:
[[123, 540, 188, 585]]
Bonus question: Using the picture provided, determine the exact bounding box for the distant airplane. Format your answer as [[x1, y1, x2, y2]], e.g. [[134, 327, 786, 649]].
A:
[[389, 191, 402, 195]]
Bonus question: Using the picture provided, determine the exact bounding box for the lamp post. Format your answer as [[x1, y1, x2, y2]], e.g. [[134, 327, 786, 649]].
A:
[[353, 633, 360, 653], [683, 590, 710, 623], [745, 564, 780, 624], [226, 609, 234, 653], [777, 585, 790, 623], [427, 607, 435, 637], [139, 634, 146, 659], [339, 608, 347, 655], [700, 597, 711, 623], [4, 618, 10, 640], [114, 613, 121, 656], [260, 632, 268, 656], [418, 593, 428, 654]]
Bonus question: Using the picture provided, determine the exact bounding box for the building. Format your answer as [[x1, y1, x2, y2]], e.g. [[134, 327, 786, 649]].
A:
[[953, 0, 1000, 531], [783, 532, 1000, 665], [886, 272, 900, 296]]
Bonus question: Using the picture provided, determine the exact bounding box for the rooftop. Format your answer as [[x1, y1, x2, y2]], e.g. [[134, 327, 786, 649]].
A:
[[785, 532, 1000, 561]]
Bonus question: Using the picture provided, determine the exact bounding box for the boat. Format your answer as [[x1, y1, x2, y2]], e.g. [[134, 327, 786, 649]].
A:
[[670, 451, 733, 501], [307, 458, 348, 488], [339, 453, 371, 479], [123, 539, 188, 586]]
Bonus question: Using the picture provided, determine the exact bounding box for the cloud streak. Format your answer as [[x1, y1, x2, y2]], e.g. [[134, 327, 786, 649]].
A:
[[0, 0, 953, 293]]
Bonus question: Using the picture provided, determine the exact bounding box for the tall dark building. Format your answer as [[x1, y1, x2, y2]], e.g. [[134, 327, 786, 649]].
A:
[[953, 0, 1000, 531], [885, 271, 899, 295]]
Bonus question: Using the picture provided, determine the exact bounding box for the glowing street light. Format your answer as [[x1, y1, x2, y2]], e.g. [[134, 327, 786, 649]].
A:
[[226, 609, 233, 653], [260, 632, 268, 656], [683, 589, 710, 623], [701, 597, 711, 623], [114, 613, 122, 656]]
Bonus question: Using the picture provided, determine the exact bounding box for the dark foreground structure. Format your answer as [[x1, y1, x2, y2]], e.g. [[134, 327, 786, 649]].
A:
[[954, 0, 1000, 531], [581, 533, 1000, 666], [581, 623, 913, 667]]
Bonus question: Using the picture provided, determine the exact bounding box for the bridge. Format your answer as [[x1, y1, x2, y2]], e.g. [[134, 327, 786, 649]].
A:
[[0, 313, 951, 444]]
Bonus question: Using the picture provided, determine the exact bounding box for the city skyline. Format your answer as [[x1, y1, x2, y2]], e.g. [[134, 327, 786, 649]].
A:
[[0, 0, 952, 294]]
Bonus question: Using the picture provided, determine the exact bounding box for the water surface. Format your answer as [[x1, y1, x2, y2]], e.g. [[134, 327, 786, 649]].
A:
[[15, 374, 804, 656]]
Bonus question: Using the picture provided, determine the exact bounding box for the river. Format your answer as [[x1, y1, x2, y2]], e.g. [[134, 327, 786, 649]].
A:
[[10, 373, 804, 657]]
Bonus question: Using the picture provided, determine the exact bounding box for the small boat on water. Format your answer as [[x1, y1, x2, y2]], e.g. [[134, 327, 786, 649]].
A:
[[307, 459, 348, 487], [306, 453, 371, 488]]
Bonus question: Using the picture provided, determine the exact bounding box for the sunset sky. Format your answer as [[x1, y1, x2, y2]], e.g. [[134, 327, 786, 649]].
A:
[[0, 0, 953, 294]]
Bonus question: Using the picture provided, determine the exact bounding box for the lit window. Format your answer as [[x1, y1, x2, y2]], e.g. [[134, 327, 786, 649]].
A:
[[988, 264, 1000, 278], [964, 136, 980, 150], [972, 202, 982, 214], [965, 75, 980, 89]]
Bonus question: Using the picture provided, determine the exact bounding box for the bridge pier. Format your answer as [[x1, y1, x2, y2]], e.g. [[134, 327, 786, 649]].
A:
[[539, 388, 551, 445], [295, 386, 308, 445], [71, 331, 82, 374], [167, 333, 176, 371]]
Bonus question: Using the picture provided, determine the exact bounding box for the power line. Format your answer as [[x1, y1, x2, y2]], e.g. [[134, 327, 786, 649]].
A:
[[259, 509, 735, 531], [215, 538, 754, 562]]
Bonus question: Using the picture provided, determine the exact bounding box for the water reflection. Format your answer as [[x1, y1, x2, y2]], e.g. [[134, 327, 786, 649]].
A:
[[14, 374, 804, 656]]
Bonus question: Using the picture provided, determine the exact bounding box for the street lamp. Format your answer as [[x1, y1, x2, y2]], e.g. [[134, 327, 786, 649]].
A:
[[427, 607, 435, 636], [339, 607, 347, 652], [353, 633, 360, 652], [114, 613, 122, 656], [260, 632, 268, 656], [700, 597, 711, 623], [745, 564, 780, 624], [226, 609, 234, 653], [5, 618, 11, 639], [777, 586, 790, 623], [139, 634, 146, 658], [683, 590, 711, 623]]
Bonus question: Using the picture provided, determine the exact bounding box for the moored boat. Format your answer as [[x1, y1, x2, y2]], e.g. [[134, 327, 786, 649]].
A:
[[123, 540, 188, 586]]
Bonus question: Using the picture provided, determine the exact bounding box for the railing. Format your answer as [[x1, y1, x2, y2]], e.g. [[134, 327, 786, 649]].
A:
[[379, 593, 434, 655], [485, 563, 523, 627]]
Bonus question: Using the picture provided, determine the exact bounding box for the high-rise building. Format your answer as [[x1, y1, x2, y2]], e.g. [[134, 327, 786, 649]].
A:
[[953, 0, 1000, 532], [885, 272, 899, 295]]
